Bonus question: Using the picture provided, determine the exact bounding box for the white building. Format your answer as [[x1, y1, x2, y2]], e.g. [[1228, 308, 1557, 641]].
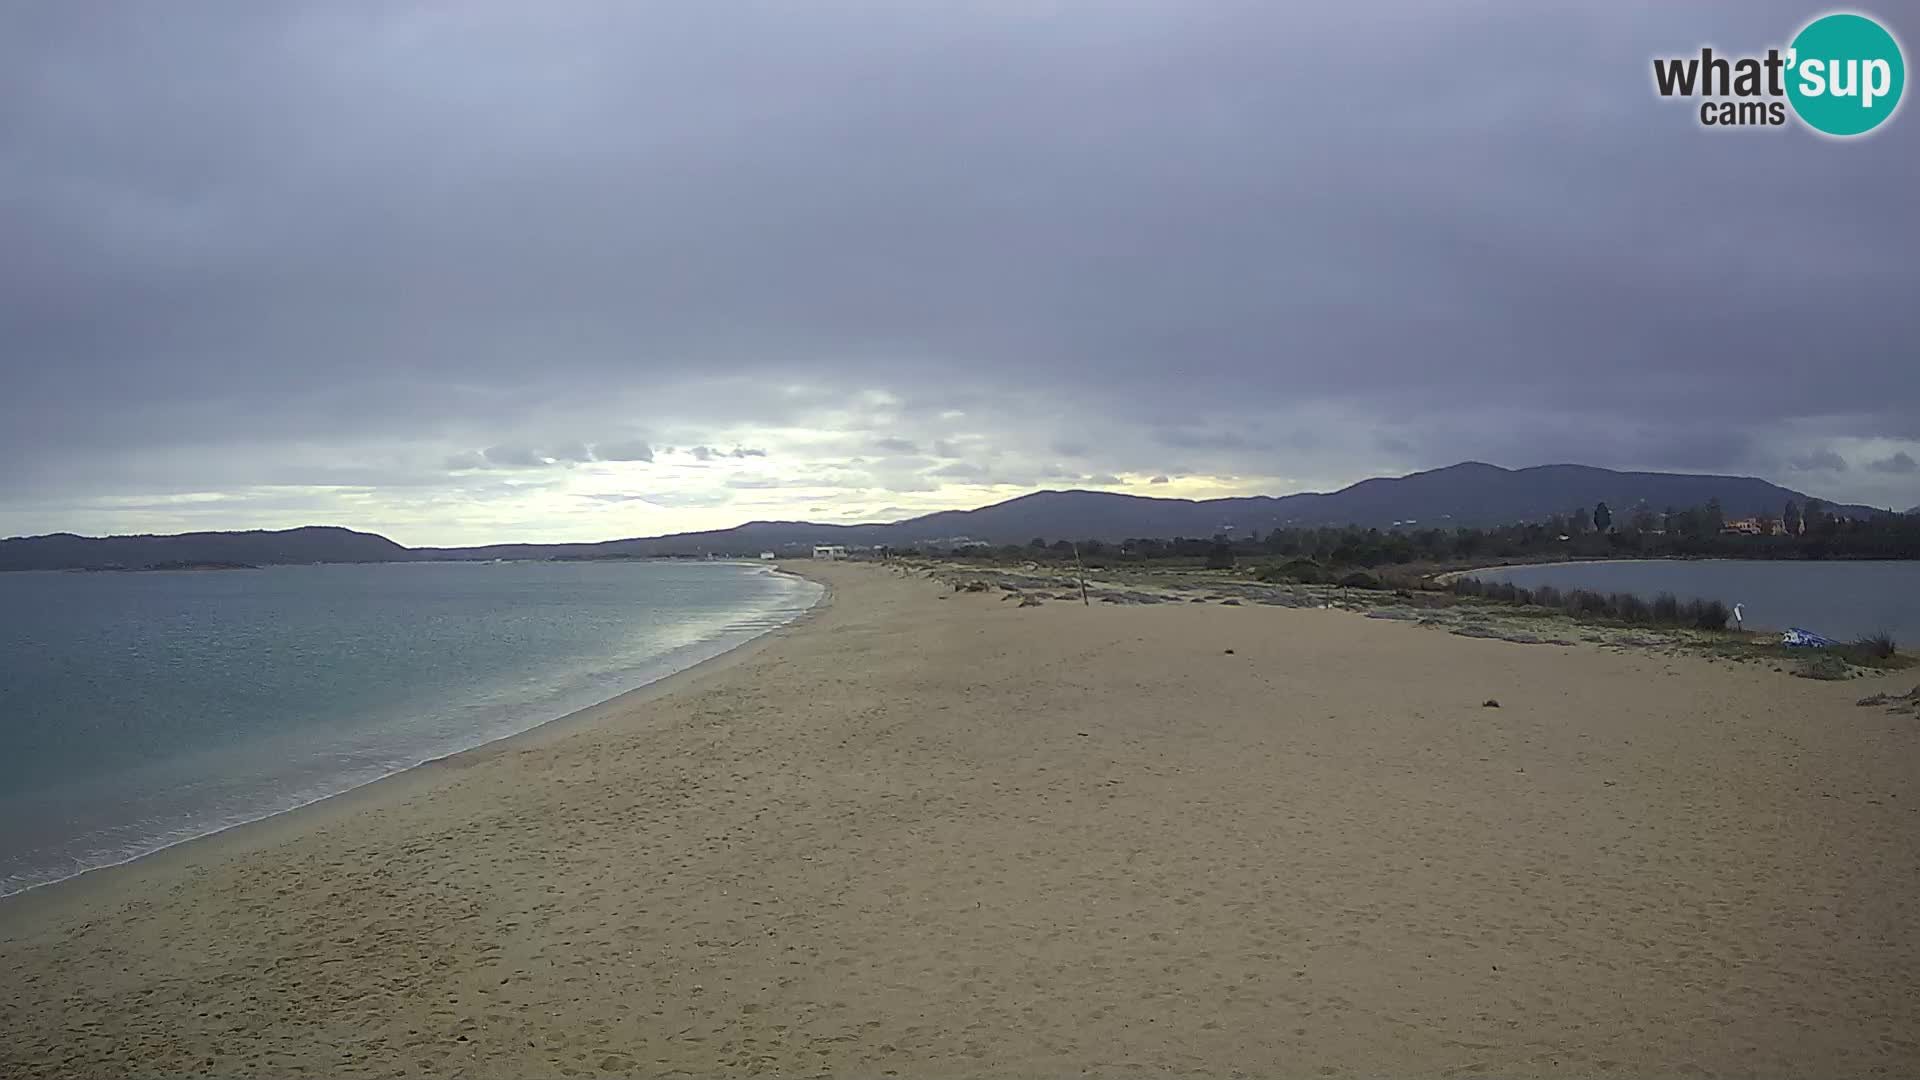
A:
[[812, 545, 848, 560], [759, 551, 776, 560]]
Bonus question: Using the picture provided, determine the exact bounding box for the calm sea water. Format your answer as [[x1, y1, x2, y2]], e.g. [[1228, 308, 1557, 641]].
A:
[[1469, 559, 1920, 641], [0, 560, 820, 896]]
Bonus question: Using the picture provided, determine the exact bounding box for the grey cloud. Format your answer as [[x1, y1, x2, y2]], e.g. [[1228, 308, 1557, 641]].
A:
[[871, 437, 919, 454], [1, 2, 1916, 540], [448, 443, 593, 471], [1157, 429, 1261, 452], [1150, 475, 1170, 484], [482, 445, 546, 468], [865, 457, 940, 493], [684, 444, 764, 461], [930, 462, 988, 479], [1788, 449, 1849, 472], [1867, 451, 1918, 474], [595, 439, 654, 462], [1085, 474, 1124, 486]]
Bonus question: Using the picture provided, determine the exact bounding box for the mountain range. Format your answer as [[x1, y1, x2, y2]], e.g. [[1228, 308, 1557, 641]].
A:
[[0, 462, 1886, 571]]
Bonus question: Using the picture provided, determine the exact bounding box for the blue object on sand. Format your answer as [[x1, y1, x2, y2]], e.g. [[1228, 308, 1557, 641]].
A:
[[1781, 627, 1838, 648]]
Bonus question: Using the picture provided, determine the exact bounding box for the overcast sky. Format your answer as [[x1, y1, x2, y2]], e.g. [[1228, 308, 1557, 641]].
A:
[[3, 2, 1915, 545]]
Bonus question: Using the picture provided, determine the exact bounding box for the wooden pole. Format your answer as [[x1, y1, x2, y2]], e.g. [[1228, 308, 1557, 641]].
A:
[[1072, 542, 1089, 605]]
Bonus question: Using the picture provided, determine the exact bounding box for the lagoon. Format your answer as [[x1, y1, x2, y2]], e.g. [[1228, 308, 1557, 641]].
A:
[[1467, 559, 1920, 642]]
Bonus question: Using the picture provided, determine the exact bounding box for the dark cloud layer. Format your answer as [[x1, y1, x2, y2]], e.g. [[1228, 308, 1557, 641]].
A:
[[2, 2, 1916, 541]]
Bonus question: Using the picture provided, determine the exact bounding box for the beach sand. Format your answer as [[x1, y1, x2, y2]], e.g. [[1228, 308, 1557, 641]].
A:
[[4, 561, 1917, 1077]]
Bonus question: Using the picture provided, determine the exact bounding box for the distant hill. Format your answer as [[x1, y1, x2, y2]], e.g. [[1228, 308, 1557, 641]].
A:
[[1, 463, 1875, 569], [758, 462, 1864, 548], [0, 526, 410, 572], [432, 462, 1870, 557]]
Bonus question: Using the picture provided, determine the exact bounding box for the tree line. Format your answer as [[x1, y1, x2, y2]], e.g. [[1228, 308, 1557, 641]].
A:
[[905, 499, 1920, 568]]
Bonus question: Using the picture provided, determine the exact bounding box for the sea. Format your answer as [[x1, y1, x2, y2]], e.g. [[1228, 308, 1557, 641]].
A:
[[0, 560, 821, 897], [1466, 559, 1920, 642]]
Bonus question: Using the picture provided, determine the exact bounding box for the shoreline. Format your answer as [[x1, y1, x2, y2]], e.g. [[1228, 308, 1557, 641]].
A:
[[1430, 553, 1920, 586], [1428, 555, 1684, 585], [0, 565, 830, 913]]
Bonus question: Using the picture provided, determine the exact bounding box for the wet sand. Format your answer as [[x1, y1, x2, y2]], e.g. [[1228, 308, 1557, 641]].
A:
[[3, 560, 1917, 1077]]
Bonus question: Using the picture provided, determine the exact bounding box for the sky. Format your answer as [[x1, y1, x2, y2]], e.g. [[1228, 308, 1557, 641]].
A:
[[3, 2, 1916, 546]]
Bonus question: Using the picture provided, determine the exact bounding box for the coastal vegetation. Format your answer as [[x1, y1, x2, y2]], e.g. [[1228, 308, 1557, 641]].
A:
[[1444, 577, 1733, 631], [72, 559, 260, 572], [917, 499, 1920, 571], [904, 500, 1916, 660], [908, 557, 1910, 678]]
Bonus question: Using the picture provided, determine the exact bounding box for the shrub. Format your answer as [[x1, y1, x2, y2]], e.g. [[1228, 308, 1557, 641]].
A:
[[1337, 570, 1382, 590], [1259, 558, 1329, 585], [1683, 598, 1731, 630], [1797, 654, 1852, 680], [1449, 577, 1736, 633], [1852, 631, 1897, 659]]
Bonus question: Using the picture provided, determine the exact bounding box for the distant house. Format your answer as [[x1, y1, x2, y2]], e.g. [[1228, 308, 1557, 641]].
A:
[[812, 545, 848, 560], [1721, 517, 1776, 536], [759, 551, 776, 560]]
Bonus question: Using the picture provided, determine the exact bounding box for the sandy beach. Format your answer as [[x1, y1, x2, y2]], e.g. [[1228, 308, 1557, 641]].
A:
[[3, 560, 1917, 1078]]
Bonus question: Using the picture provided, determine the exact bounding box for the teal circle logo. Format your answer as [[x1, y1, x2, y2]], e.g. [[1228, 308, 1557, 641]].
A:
[[1786, 13, 1905, 136]]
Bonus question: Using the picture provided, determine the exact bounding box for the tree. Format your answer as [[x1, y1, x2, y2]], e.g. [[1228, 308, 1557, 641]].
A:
[[1204, 542, 1236, 570], [1630, 505, 1658, 533], [1593, 502, 1613, 532], [1704, 498, 1725, 534], [1668, 506, 1704, 539], [1029, 537, 1048, 550], [1569, 507, 1589, 535], [1782, 499, 1802, 536]]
